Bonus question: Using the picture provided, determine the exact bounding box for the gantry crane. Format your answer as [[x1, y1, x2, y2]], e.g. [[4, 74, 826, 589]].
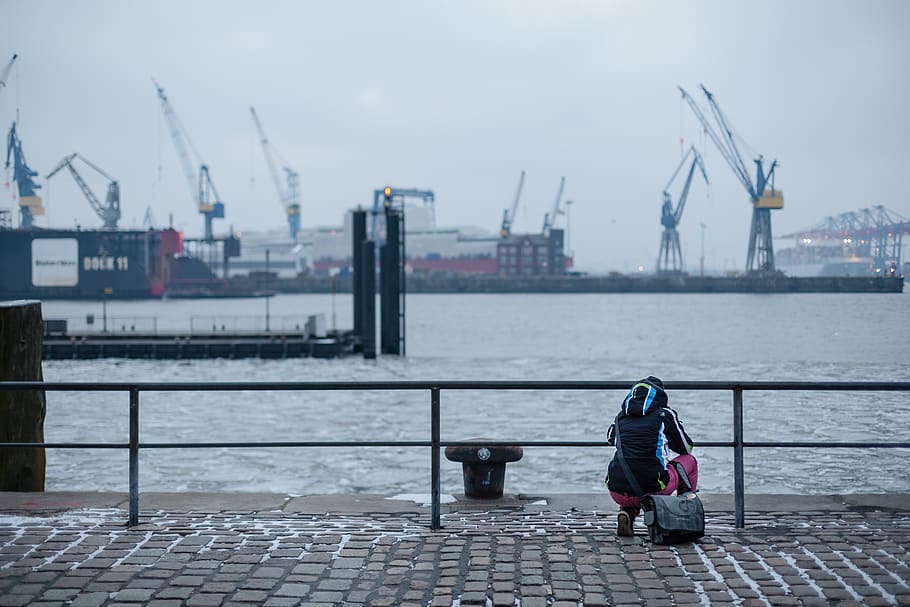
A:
[[0, 54, 17, 100], [542, 176, 566, 234], [370, 186, 435, 242], [657, 146, 709, 274], [47, 153, 121, 229], [250, 106, 301, 240], [153, 79, 225, 240], [500, 170, 525, 237], [679, 84, 783, 274], [5, 122, 44, 227], [780, 205, 909, 274]]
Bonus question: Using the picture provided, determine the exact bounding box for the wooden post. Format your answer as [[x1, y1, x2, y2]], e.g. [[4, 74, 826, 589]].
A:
[[0, 300, 46, 491]]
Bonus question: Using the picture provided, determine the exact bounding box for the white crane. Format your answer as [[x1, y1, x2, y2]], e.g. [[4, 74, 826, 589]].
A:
[[250, 106, 301, 240], [0, 54, 17, 99], [542, 176, 566, 234], [153, 79, 224, 240], [500, 170, 525, 237]]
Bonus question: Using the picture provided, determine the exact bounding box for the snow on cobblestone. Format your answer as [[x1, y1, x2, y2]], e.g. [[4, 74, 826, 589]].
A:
[[799, 544, 864, 602], [0, 507, 907, 606], [693, 543, 740, 604], [832, 546, 897, 604], [778, 550, 826, 600]]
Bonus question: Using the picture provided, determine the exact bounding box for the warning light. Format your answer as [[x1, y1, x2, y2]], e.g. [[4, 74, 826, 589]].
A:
[[383, 186, 392, 199]]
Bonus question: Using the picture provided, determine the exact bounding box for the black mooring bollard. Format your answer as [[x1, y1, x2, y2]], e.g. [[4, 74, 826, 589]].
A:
[[445, 439, 523, 499]]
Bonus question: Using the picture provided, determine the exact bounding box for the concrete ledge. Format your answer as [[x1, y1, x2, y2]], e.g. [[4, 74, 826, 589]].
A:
[[514, 492, 910, 514], [2, 491, 908, 516]]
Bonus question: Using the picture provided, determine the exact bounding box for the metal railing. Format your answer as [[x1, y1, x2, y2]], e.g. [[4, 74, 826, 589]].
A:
[[1, 380, 909, 530], [46, 316, 160, 334], [188, 315, 312, 333], [44, 315, 316, 335]]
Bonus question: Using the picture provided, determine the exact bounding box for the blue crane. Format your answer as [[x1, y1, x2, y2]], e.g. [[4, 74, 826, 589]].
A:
[[371, 186, 435, 243], [500, 170, 525, 237], [47, 153, 121, 229], [5, 122, 44, 227], [153, 79, 225, 241], [657, 146, 708, 274], [250, 106, 301, 240], [679, 84, 782, 274], [541, 176, 565, 234]]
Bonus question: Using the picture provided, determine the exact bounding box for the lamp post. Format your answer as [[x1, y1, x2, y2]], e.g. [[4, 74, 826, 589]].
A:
[[699, 223, 706, 277], [102, 287, 112, 332], [564, 199, 573, 256], [265, 249, 270, 332], [329, 267, 339, 333]]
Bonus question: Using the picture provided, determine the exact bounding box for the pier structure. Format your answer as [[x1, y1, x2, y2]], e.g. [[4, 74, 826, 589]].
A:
[[41, 328, 355, 360], [352, 201, 407, 359], [40, 312, 355, 360], [230, 272, 906, 294]]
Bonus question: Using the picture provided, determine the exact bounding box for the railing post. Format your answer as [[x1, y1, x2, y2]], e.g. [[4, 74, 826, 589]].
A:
[[733, 387, 744, 529], [129, 387, 139, 527], [431, 387, 441, 530]]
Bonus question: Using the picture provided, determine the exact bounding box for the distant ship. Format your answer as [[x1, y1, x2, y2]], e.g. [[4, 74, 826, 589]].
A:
[[776, 238, 877, 278], [0, 221, 183, 299], [0, 206, 259, 300]]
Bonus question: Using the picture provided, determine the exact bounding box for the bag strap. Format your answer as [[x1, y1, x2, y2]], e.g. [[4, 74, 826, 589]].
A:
[[672, 460, 693, 493], [613, 413, 645, 498]]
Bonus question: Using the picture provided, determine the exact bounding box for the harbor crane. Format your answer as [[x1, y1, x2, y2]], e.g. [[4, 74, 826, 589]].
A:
[[250, 106, 301, 240], [153, 79, 225, 240], [47, 153, 121, 229], [0, 54, 17, 100], [500, 170, 525, 237], [542, 176, 566, 234], [657, 146, 709, 274], [780, 205, 909, 275], [370, 186, 434, 242], [4, 122, 44, 227], [679, 84, 783, 274]]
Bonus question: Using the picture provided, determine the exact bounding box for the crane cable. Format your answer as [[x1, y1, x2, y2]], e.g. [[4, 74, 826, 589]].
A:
[[680, 94, 711, 202], [679, 94, 685, 156]]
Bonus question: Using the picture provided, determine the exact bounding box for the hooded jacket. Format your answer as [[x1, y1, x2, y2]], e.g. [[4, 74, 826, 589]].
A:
[[606, 377, 694, 495]]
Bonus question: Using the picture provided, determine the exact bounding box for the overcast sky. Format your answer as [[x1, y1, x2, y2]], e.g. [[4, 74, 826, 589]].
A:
[[3, 1, 908, 273]]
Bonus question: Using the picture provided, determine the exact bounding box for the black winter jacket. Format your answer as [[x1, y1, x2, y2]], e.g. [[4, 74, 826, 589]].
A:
[[606, 379, 694, 495]]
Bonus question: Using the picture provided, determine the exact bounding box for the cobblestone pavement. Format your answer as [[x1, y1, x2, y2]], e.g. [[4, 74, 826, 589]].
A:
[[1, 507, 908, 607]]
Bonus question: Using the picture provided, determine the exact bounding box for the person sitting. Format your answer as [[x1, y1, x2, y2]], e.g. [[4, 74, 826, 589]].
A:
[[605, 376, 698, 536]]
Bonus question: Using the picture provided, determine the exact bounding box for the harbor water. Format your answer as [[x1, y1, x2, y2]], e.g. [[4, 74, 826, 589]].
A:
[[38, 291, 910, 497]]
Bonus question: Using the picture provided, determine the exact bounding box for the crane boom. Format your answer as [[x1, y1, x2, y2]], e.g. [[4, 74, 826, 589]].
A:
[[250, 107, 286, 203], [153, 79, 224, 240], [679, 85, 753, 196], [0, 54, 17, 98], [250, 106, 301, 239], [154, 80, 198, 203], [665, 146, 708, 226], [500, 170, 525, 237], [679, 83, 782, 273], [47, 153, 121, 229], [542, 176, 565, 233]]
